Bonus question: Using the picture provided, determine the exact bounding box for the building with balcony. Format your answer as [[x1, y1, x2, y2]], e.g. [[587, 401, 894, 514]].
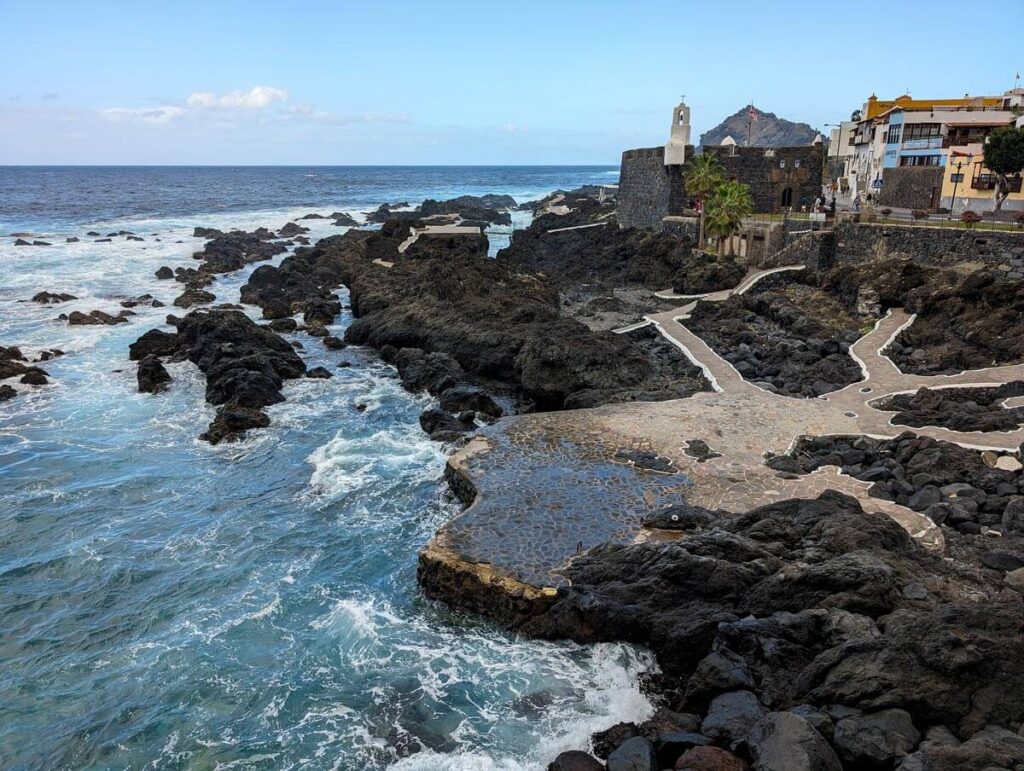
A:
[[847, 92, 1017, 201]]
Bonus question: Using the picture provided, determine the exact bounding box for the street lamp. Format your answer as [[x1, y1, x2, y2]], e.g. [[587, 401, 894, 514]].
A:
[[947, 153, 974, 220]]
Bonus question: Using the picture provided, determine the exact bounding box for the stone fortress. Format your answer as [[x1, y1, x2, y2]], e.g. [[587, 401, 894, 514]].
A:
[[618, 98, 824, 229]]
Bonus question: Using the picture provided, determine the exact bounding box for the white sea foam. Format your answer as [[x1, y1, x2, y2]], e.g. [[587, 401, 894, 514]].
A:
[[302, 597, 657, 770], [307, 428, 447, 499]]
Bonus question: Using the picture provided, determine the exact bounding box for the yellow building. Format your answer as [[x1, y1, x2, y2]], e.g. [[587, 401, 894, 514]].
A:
[[864, 94, 1003, 120], [941, 112, 1024, 214]]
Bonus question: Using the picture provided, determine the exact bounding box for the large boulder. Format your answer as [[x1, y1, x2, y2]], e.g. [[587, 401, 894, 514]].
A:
[[746, 712, 842, 771], [547, 750, 604, 771], [832, 708, 920, 767], [674, 746, 749, 770], [606, 736, 656, 771], [700, 691, 765, 748], [137, 355, 171, 393]]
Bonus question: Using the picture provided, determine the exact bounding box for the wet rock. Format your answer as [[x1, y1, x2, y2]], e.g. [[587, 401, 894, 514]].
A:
[[192, 229, 285, 275], [654, 732, 713, 768], [0, 384, 16, 401], [700, 691, 765, 747], [31, 291, 77, 304], [323, 335, 346, 350], [129, 329, 182, 359], [193, 226, 224, 238], [120, 294, 160, 308], [13, 238, 31, 245], [20, 370, 48, 385], [896, 724, 1024, 771], [747, 712, 841, 771], [173, 289, 216, 308], [419, 407, 474, 442], [67, 310, 129, 325], [65, 237, 79, 243], [642, 503, 714, 531], [130, 309, 305, 443], [606, 736, 656, 771], [306, 366, 333, 379], [832, 708, 920, 767], [155, 266, 174, 279], [137, 354, 171, 393], [614, 449, 675, 473], [674, 746, 749, 770], [788, 705, 833, 742], [438, 386, 503, 419], [261, 299, 293, 320], [298, 213, 328, 220], [332, 213, 359, 227], [547, 751, 603, 771], [394, 348, 465, 395], [684, 439, 723, 462], [686, 649, 756, 705], [200, 405, 270, 444], [278, 221, 309, 237], [268, 318, 298, 333]]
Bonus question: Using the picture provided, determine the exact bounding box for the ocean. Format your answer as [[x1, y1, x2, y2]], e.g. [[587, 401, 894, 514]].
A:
[[0, 166, 657, 771]]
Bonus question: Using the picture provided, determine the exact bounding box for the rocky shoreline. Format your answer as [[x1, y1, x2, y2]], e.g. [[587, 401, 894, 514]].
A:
[[8, 188, 1024, 769]]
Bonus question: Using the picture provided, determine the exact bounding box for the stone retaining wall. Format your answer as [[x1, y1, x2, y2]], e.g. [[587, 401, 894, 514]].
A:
[[878, 167, 944, 210], [830, 223, 1024, 275]]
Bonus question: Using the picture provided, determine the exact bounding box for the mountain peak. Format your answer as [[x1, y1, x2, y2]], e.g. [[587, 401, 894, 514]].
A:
[[699, 105, 819, 148]]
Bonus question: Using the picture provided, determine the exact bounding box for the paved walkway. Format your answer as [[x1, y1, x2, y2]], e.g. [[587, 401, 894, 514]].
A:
[[425, 265, 1024, 593]]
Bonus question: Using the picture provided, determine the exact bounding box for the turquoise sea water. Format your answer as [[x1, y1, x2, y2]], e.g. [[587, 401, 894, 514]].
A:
[[0, 167, 657, 771]]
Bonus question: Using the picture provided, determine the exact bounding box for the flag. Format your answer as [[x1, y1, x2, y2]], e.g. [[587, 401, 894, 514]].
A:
[[748, 105, 759, 122]]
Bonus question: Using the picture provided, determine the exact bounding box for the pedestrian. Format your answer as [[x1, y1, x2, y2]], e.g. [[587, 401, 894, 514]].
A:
[[853, 194, 861, 212]]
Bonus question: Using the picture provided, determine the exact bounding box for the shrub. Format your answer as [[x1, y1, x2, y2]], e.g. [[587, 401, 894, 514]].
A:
[[961, 210, 982, 228]]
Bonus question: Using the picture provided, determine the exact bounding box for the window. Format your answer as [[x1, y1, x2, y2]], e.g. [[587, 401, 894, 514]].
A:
[[886, 124, 902, 144], [794, 160, 801, 168], [903, 123, 941, 140], [899, 155, 941, 167], [950, 173, 964, 183], [779, 160, 786, 169]]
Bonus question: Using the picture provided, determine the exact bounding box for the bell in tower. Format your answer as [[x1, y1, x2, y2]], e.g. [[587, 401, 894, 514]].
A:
[[664, 96, 690, 166]]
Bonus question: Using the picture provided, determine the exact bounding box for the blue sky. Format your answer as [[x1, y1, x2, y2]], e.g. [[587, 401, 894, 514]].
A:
[[1, 0, 1021, 164]]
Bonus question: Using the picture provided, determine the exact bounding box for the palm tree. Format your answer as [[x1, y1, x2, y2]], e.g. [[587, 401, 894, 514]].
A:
[[684, 153, 726, 250], [705, 180, 754, 256]]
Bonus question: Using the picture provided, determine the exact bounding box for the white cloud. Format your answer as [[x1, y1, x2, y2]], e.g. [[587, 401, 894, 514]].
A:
[[100, 105, 184, 125], [186, 86, 289, 110]]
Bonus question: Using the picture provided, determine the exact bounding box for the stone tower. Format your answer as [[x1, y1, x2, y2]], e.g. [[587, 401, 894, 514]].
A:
[[664, 97, 690, 166]]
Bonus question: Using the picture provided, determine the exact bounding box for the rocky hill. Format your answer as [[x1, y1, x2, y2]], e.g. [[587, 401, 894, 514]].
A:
[[699, 104, 819, 148]]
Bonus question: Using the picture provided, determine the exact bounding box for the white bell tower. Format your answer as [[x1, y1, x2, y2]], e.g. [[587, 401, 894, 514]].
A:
[[664, 96, 690, 166]]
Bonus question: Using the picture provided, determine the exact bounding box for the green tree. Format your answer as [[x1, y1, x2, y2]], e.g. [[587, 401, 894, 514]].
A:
[[705, 180, 754, 256], [983, 125, 1024, 211], [684, 152, 726, 250]]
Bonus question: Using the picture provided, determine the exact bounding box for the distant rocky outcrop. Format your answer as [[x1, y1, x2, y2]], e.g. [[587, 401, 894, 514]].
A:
[[700, 105, 819, 148]]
